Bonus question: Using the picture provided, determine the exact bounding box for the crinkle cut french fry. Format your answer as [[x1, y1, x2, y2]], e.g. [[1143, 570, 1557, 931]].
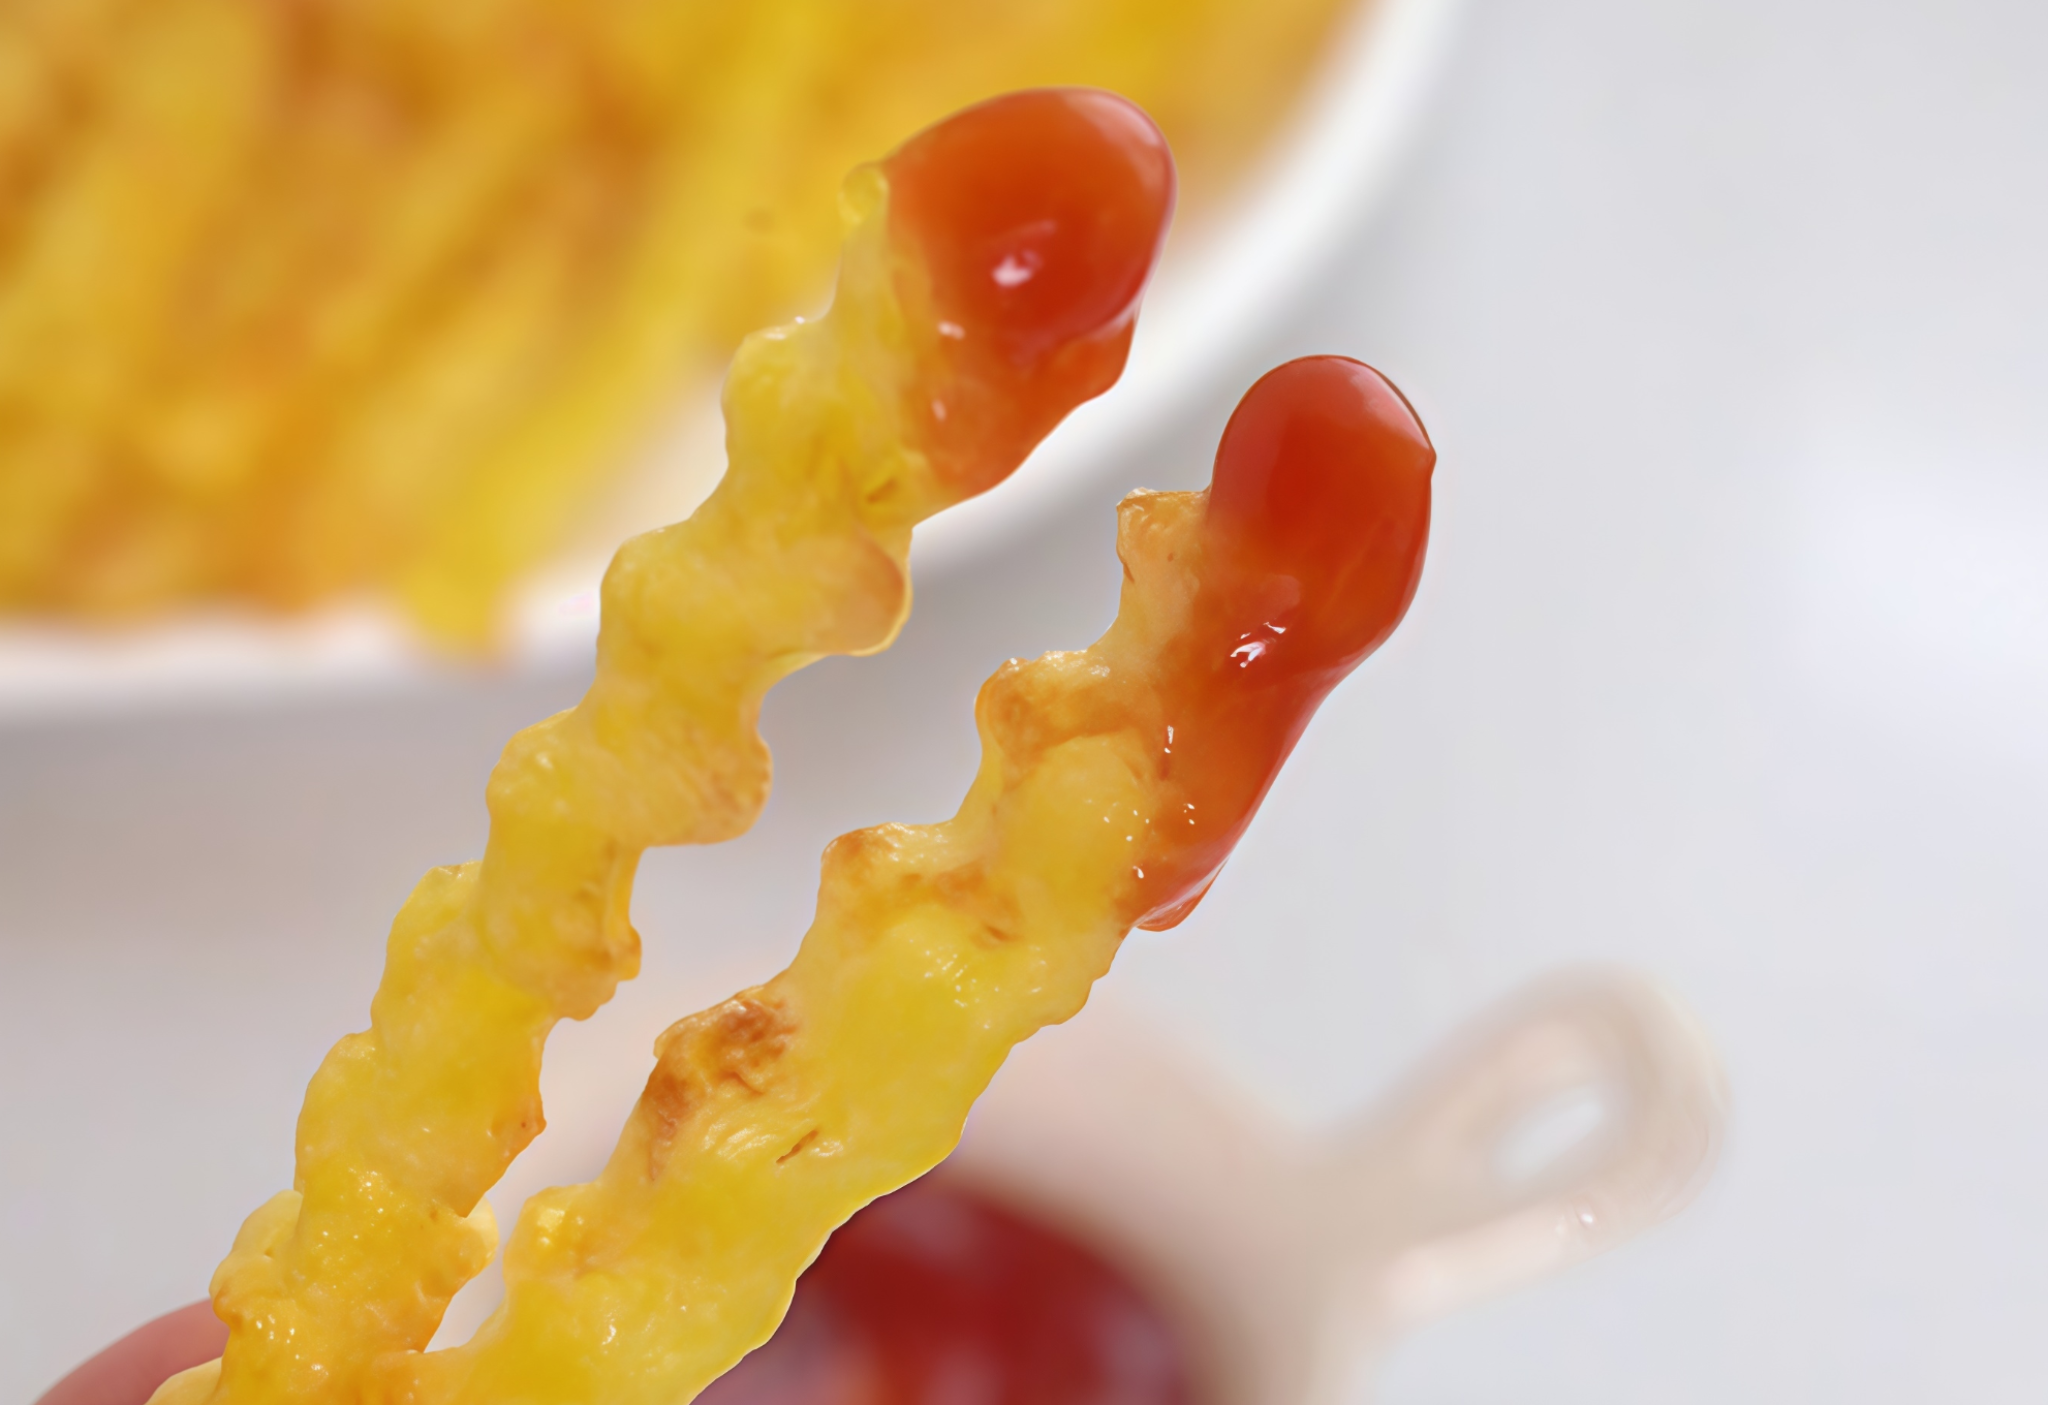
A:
[[392, 355, 1434, 1405], [148, 91, 1173, 1405]]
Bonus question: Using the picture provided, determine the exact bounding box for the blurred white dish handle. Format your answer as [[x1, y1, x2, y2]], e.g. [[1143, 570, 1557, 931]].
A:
[[1320, 969, 1726, 1335], [952, 966, 1726, 1405]]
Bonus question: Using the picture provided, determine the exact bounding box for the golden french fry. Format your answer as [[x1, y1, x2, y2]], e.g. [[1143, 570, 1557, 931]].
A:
[[153, 89, 1181, 1405]]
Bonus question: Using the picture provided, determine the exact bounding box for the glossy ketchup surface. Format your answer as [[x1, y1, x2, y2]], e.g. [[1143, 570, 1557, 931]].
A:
[[883, 89, 1176, 492], [1133, 356, 1435, 928], [699, 1178, 1192, 1405]]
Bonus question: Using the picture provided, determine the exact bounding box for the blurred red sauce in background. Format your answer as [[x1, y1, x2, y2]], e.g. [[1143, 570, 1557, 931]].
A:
[[699, 1177, 1193, 1405]]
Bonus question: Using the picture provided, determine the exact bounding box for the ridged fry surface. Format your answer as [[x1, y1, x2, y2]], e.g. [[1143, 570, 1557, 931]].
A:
[[399, 341, 1436, 1404], [146, 90, 1178, 1405]]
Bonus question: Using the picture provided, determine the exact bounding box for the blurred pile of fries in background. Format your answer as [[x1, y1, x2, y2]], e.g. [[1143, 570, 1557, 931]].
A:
[[0, 0, 1351, 644]]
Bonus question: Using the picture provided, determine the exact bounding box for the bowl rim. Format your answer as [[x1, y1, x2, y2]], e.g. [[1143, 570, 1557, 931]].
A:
[[0, 0, 1465, 723]]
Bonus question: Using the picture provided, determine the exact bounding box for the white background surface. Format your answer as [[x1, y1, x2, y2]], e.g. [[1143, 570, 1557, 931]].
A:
[[4, 0, 2046, 1399]]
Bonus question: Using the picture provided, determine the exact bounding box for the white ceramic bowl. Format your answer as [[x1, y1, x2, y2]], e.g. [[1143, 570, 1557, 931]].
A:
[[0, 0, 1462, 722]]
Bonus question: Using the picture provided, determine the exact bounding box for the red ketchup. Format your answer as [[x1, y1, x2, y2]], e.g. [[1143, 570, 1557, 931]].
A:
[[699, 1178, 1193, 1405], [883, 88, 1177, 494], [1133, 355, 1435, 929]]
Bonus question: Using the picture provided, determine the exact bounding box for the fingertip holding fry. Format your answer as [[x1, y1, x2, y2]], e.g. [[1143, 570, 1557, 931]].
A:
[[37, 1303, 225, 1405]]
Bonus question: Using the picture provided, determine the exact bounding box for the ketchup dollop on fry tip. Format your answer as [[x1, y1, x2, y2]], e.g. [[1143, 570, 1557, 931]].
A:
[[1130, 356, 1434, 931], [884, 89, 1177, 489]]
